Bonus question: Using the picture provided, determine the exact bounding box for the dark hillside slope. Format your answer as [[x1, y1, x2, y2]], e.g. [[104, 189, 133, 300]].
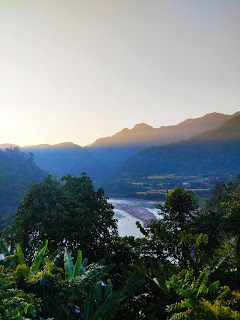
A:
[[121, 115, 240, 178], [0, 148, 46, 216]]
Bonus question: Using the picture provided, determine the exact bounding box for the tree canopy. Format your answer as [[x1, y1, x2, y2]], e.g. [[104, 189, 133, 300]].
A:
[[6, 173, 118, 262]]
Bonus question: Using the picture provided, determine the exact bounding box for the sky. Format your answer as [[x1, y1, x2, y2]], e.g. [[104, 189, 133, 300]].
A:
[[0, 0, 239, 146]]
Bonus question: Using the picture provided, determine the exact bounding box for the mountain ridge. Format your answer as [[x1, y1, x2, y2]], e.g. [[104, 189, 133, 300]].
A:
[[1, 111, 239, 180], [120, 115, 240, 178], [1, 111, 239, 150], [91, 111, 240, 148]]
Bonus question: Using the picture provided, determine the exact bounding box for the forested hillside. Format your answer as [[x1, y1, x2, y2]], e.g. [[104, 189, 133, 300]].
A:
[[0, 148, 46, 229]]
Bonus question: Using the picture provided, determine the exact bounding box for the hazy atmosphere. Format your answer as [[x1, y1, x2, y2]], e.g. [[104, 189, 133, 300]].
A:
[[1, 2, 240, 319], [1, 0, 239, 146]]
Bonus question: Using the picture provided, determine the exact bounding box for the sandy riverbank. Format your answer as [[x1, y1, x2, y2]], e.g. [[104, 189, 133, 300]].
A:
[[113, 203, 156, 223]]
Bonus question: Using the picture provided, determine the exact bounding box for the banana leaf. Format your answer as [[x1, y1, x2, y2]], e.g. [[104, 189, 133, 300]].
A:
[[30, 240, 48, 272], [64, 248, 74, 278], [73, 249, 82, 278]]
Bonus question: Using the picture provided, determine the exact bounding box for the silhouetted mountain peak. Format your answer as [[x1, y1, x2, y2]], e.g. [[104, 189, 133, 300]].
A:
[[179, 112, 228, 126], [132, 123, 153, 131], [118, 128, 130, 134], [202, 112, 227, 119]]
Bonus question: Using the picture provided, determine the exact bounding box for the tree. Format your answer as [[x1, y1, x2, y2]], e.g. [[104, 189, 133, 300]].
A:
[[225, 193, 240, 281], [138, 187, 199, 267], [5, 173, 118, 263], [157, 187, 198, 233]]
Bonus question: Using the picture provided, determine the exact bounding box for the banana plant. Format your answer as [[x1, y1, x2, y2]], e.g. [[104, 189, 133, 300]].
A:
[[14, 240, 49, 280], [82, 273, 145, 320], [64, 248, 88, 278], [0, 240, 49, 274], [64, 248, 145, 319]]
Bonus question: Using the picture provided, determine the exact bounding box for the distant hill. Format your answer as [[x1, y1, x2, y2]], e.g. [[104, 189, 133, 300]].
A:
[[23, 142, 79, 149], [91, 112, 240, 148], [1, 111, 240, 180], [22, 142, 110, 178], [0, 143, 19, 149], [120, 115, 240, 178]]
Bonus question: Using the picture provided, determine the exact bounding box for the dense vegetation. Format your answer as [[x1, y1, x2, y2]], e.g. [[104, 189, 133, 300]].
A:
[[1, 171, 240, 319], [0, 148, 46, 230], [4, 173, 118, 263]]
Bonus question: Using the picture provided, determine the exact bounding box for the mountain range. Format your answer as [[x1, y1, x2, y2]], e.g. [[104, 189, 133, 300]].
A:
[[1, 111, 240, 182], [92, 111, 240, 147], [121, 115, 240, 178]]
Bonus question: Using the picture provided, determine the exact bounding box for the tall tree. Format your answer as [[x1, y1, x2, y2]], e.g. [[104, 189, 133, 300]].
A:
[[139, 187, 199, 267], [5, 173, 118, 262]]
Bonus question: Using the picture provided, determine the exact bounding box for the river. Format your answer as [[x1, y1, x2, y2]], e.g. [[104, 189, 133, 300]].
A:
[[109, 198, 161, 238]]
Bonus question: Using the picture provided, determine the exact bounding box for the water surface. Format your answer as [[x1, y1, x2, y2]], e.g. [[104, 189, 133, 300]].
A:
[[109, 198, 161, 238]]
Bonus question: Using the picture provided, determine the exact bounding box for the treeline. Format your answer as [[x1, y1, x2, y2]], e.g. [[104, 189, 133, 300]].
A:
[[1, 173, 240, 319]]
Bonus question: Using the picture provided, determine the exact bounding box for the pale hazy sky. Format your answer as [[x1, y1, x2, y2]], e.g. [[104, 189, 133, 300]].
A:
[[0, 0, 239, 146]]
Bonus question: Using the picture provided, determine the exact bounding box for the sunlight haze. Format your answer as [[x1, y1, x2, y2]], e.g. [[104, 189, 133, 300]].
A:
[[0, 0, 239, 146]]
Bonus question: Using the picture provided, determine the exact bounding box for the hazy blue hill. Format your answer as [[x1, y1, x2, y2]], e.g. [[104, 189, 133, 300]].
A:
[[22, 142, 110, 178], [120, 115, 240, 178], [23, 142, 79, 149]]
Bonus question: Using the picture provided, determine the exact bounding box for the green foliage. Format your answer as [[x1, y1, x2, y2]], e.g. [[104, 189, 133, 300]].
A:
[[0, 239, 145, 320], [157, 187, 199, 231], [137, 187, 201, 267], [166, 268, 220, 319], [2, 175, 240, 319], [64, 248, 88, 279], [30, 240, 48, 273], [0, 148, 45, 218], [4, 173, 118, 263], [0, 241, 10, 257], [0, 265, 39, 320]]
